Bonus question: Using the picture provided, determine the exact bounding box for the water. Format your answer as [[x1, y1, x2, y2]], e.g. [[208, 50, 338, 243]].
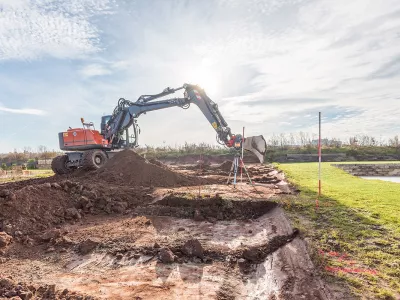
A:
[[360, 176, 400, 183]]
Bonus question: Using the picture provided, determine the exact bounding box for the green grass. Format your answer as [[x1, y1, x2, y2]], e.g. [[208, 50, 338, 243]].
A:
[[0, 169, 54, 184], [276, 162, 400, 299]]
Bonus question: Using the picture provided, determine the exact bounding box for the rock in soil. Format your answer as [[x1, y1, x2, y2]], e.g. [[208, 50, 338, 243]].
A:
[[0, 189, 11, 198], [158, 247, 175, 263], [65, 207, 81, 220], [40, 229, 61, 242], [182, 239, 204, 258], [0, 232, 12, 248], [194, 209, 205, 221], [111, 201, 128, 213], [78, 238, 100, 255]]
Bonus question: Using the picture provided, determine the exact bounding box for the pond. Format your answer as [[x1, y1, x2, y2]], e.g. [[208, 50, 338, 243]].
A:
[[360, 176, 400, 183]]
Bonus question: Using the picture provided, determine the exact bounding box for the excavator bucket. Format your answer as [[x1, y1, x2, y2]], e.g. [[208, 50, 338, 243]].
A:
[[243, 135, 267, 164]]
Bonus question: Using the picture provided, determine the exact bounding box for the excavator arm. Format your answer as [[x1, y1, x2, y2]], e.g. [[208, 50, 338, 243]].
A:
[[104, 83, 265, 161]]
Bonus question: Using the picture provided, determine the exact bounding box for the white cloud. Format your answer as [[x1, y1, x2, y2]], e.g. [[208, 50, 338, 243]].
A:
[[0, 106, 46, 115], [79, 63, 112, 78], [0, 0, 113, 61]]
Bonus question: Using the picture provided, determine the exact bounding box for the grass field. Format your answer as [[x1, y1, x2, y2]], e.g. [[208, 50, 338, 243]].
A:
[[0, 169, 54, 184], [277, 162, 400, 299]]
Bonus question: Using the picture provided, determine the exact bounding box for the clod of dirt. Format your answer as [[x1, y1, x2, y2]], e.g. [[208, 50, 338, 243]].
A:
[[94, 150, 201, 187], [194, 209, 205, 221], [0, 278, 97, 300], [65, 207, 81, 220], [182, 239, 204, 258], [111, 201, 128, 213], [51, 182, 62, 189], [76, 196, 91, 210], [0, 232, 12, 248], [159, 247, 175, 263], [78, 238, 100, 255], [0, 189, 11, 198], [241, 230, 299, 263], [40, 229, 61, 242]]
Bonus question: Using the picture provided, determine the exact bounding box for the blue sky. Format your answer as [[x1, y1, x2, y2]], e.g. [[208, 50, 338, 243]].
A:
[[1, 0, 399, 152]]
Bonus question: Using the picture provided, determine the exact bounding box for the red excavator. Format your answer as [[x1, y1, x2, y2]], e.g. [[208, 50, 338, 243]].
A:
[[52, 83, 266, 175]]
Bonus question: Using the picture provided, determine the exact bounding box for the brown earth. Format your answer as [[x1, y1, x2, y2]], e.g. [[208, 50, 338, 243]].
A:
[[0, 151, 349, 299]]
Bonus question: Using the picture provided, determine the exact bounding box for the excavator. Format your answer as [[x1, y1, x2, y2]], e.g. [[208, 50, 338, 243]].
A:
[[51, 83, 266, 175]]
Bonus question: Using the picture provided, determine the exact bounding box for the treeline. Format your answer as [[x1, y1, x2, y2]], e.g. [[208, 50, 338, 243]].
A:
[[0, 146, 62, 169], [267, 133, 400, 148], [0, 134, 399, 164]]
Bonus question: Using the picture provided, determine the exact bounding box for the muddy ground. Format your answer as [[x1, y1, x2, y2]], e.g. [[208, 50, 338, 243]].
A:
[[0, 151, 347, 299]]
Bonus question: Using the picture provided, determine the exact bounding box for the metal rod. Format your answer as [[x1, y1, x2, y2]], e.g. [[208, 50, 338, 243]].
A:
[[233, 156, 238, 188]]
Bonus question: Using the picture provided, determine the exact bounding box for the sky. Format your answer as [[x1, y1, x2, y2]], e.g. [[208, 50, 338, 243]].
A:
[[0, 0, 400, 152]]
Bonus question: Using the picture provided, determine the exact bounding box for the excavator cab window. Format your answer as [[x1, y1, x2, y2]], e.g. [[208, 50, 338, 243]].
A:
[[100, 115, 112, 135]]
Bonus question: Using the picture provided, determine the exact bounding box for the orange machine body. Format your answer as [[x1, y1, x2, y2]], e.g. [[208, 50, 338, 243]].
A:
[[59, 128, 110, 151]]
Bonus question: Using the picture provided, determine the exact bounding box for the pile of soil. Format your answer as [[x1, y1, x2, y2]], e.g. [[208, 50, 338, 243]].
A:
[[0, 277, 96, 299], [95, 150, 200, 187]]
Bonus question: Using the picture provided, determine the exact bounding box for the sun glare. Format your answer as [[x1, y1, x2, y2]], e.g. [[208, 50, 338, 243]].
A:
[[186, 62, 220, 96]]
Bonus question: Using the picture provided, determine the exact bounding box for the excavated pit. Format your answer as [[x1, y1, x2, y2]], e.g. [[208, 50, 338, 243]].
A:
[[0, 151, 341, 299], [135, 195, 278, 221]]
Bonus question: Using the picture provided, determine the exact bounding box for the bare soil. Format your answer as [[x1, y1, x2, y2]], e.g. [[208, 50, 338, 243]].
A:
[[0, 151, 347, 299]]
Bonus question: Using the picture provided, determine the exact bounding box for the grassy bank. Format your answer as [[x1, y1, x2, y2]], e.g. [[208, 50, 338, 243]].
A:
[[277, 162, 400, 299], [0, 169, 54, 184]]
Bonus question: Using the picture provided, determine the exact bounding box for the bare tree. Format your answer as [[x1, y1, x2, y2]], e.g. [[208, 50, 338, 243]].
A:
[[389, 135, 399, 147]]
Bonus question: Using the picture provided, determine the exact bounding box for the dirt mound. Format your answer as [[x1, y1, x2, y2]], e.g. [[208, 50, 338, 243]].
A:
[[95, 150, 200, 187], [0, 277, 97, 299], [217, 160, 232, 172], [148, 158, 168, 168]]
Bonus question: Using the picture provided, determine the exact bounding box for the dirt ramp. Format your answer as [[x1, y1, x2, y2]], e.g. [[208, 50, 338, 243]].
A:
[[95, 150, 201, 187]]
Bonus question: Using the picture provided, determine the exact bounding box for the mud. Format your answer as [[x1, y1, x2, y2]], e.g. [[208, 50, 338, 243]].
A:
[[0, 152, 346, 299]]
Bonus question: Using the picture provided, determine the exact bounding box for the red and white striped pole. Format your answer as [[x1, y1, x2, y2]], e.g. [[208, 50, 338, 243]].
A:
[[318, 112, 322, 197], [240, 127, 244, 182]]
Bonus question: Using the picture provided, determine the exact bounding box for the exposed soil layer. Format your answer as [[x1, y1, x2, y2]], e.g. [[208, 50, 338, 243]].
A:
[[0, 180, 153, 237], [136, 196, 277, 220]]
